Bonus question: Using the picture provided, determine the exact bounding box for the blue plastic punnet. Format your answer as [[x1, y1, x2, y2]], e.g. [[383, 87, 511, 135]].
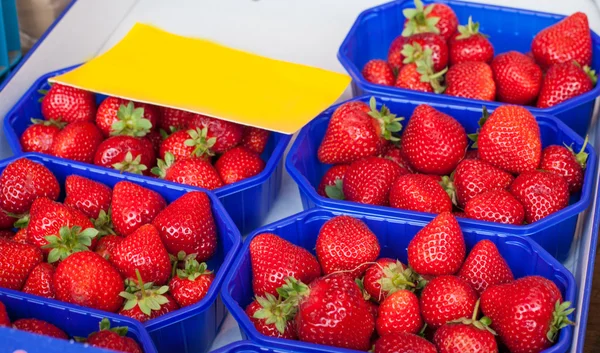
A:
[[337, 0, 600, 137], [212, 341, 302, 353]]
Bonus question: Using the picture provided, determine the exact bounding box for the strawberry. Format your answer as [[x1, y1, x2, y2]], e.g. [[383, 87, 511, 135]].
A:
[[465, 190, 525, 225], [119, 270, 179, 322], [481, 276, 574, 353], [12, 228, 29, 244], [0, 300, 9, 326], [491, 51, 543, 105], [50, 121, 104, 163], [536, 61, 596, 108], [362, 59, 395, 86], [96, 98, 158, 137], [364, 258, 420, 302], [146, 130, 164, 154], [374, 332, 437, 353], [0, 238, 42, 290], [20, 119, 66, 153], [13, 318, 68, 339], [94, 136, 156, 175], [408, 212, 465, 276], [0, 209, 16, 229], [40, 83, 96, 124], [86, 318, 142, 353], [152, 153, 224, 190], [395, 62, 434, 93], [246, 294, 297, 339], [54, 251, 123, 312], [95, 235, 123, 260], [316, 216, 380, 278], [449, 17, 494, 65], [452, 159, 514, 208], [394, 43, 446, 93], [169, 254, 214, 307], [0, 230, 13, 238], [540, 139, 589, 193], [389, 174, 453, 213], [421, 275, 478, 329], [446, 61, 496, 101], [376, 289, 422, 336], [317, 164, 349, 198], [343, 156, 404, 206], [215, 146, 266, 184], [402, 0, 458, 41], [458, 240, 513, 295], [0, 158, 60, 214], [110, 181, 166, 236], [509, 170, 570, 223], [389, 33, 449, 72], [159, 128, 214, 160], [382, 147, 413, 173], [250, 233, 320, 297], [158, 107, 194, 131], [152, 191, 217, 260], [111, 224, 171, 285], [22, 262, 56, 298], [531, 12, 592, 69], [64, 175, 112, 219], [476, 106, 541, 174], [186, 114, 244, 153], [240, 126, 270, 154], [401, 104, 467, 175]]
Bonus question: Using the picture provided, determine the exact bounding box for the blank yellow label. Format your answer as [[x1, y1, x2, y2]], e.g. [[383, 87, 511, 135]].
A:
[[49, 23, 351, 134]]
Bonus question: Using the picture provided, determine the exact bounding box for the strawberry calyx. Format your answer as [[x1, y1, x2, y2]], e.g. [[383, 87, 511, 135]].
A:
[[76, 318, 129, 342], [368, 96, 404, 142], [120, 269, 171, 317], [440, 176, 458, 206], [402, 44, 447, 94], [547, 300, 575, 342], [355, 278, 372, 301], [450, 299, 497, 335], [565, 135, 590, 169], [92, 209, 116, 237], [184, 127, 216, 158], [252, 292, 296, 334], [176, 253, 212, 281], [7, 211, 28, 229], [467, 106, 490, 148], [402, 0, 440, 37], [110, 102, 153, 137], [112, 151, 148, 175], [325, 179, 345, 200], [151, 152, 176, 179], [43, 225, 100, 263], [30, 118, 66, 129], [277, 277, 310, 308], [378, 260, 422, 298], [583, 65, 598, 86], [455, 16, 487, 40]]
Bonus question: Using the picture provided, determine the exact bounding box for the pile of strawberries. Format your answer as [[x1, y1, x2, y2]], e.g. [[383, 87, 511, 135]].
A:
[[0, 306, 143, 353], [317, 97, 588, 225], [19, 84, 271, 189], [362, 0, 597, 108], [246, 212, 574, 353], [0, 158, 217, 324]]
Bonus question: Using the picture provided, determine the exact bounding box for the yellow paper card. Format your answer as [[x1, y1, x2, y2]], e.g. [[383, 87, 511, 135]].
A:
[[49, 23, 351, 134]]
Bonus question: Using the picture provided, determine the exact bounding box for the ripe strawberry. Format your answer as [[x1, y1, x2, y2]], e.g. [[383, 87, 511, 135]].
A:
[[536, 61, 596, 108], [13, 318, 68, 339], [95, 235, 123, 260], [94, 136, 156, 175], [316, 216, 380, 278], [0, 230, 13, 238], [401, 104, 467, 175], [317, 164, 349, 198], [20, 119, 66, 153], [531, 12, 592, 69], [50, 121, 104, 163], [158, 107, 193, 130], [395, 62, 433, 93], [540, 140, 588, 193], [152, 191, 217, 260], [452, 159, 514, 208], [510, 170, 570, 223], [458, 240, 513, 295], [240, 126, 270, 154], [420, 275, 478, 329], [389, 33, 449, 72], [22, 262, 56, 298], [0, 209, 16, 229], [389, 174, 453, 213], [41, 83, 96, 123], [250, 233, 320, 297], [160, 128, 214, 160], [64, 175, 112, 219], [0, 158, 60, 214], [374, 332, 437, 353], [54, 251, 123, 312], [382, 147, 413, 173], [119, 271, 179, 322], [476, 106, 541, 174], [96, 98, 158, 137], [449, 17, 494, 65], [364, 258, 420, 302], [343, 157, 404, 206], [376, 290, 422, 336], [362, 59, 395, 86], [481, 276, 574, 353], [12, 228, 29, 244], [86, 318, 142, 353], [215, 147, 265, 184], [169, 255, 214, 307], [0, 238, 42, 290], [464, 190, 525, 225], [446, 61, 496, 101], [408, 212, 465, 276], [146, 130, 164, 154], [0, 301, 9, 326], [186, 115, 244, 153], [394, 44, 446, 93], [402, 0, 458, 41], [246, 294, 297, 339], [491, 51, 543, 105], [110, 181, 166, 236], [152, 153, 224, 190]]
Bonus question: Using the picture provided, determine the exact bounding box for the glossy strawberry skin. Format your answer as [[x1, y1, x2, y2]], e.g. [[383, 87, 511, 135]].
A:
[[540, 145, 585, 193], [449, 32, 494, 66], [420, 275, 478, 329], [465, 190, 525, 225], [0, 238, 43, 290], [95, 235, 123, 260], [374, 332, 437, 353], [404, 3, 458, 41], [536, 61, 595, 108], [158, 107, 194, 131], [245, 300, 297, 339], [186, 115, 244, 153], [240, 127, 270, 154], [170, 272, 215, 307], [491, 51, 543, 105], [395, 63, 434, 92], [120, 293, 179, 323], [22, 262, 56, 298], [50, 121, 104, 163], [95, 97, 160, 136], [250, 233, 321, 297], [446, 61, 496, 101], [159, 130, 198, 160], [13, 318, 68, 339], [389, 174, 453, 214], [363, 59, 395, 86], [376, 290, 422, 336], [215, 147, 265, 184], [382, 147, 413, 174], [458, 240, 514, 295], [364, 258, 410, 302], [88, 330, 143, 353], [343, 157, 404, 206], [163, 157, 224, 190], [94, 136, 156, 175], [21, 123, 62, 153], [110, 181, 166, 236], [433, 322, 499, 353], [389, 33, 449, 72], [453, 159, 514, 208], [317, 164, 349, 197], [510, 170, 570, 223], [41, 83, 96, 124], [64, 175, 112, 219]]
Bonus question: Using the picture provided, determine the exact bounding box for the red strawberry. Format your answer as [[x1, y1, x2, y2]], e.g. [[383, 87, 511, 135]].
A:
[[449, 17, 493, 65], [402, 0, 458, 41], [491, 51, 543, 105], [0, 238, 42, 290], [54, 251, 124, 312], [446, 61, 496, 101], [250, 232, 321, 297], [531, 12, 592, 69], [22, 262, 56, 298], [86, 318, 142, 353], [0, 209, 16, 229], [0, 158, 60, 214], [509, 170, 570, 223], [394, 45, 446, 94], [374, 332, 437, 353], [481, 276, 574, 353], [536, 61, 596, 108], [364, 258, 420, 302], [0, 300, 9, 326], [420, 275, 478, 329], [152, 153, 224, 190], [41, 83, 96, 124], [158, 107, 193, 131], [376, 289, 422, 336], [119, 271, 179, 322], [246, 294, 297, 339], [215, 146, 265, 184], [159, 129, 213, 160], [343, 156, 404, 206], [389, 174, 453, 214], [186, 114, 244, 153], [169, 255, 214, 307], [152, 191, 217, 260], [394, 62, 434, 93], [465, 190, 525, 225], [389, 33, 449, 72], [95, 235, 123, 260], [50, 121, 104, 163], [408, 212, 465, 276], [94, 136, 155, 176], [13, 318, 68, 339], [316, 216, 380, 278], [12, 228, 29, 244], [20, 119, 66, 153], [476, 106, 541, 174], [110, 181, 166, 236], [96, 98, 158, 137], [458, 240, 514, 295], [317, 164, 349, 198], [64, 175, 112, 219], [240, 126, 270, 154], [146, 130, 164, 154], [540, 140, 588, 193], [0, 230, 13, 238], [382, 147, 413, 173], [362, 59, 395, 86], [401, 104, 467, 175], [452, 159, 514, 208]]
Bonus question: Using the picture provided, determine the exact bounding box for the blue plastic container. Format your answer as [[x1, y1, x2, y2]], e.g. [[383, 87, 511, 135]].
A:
[[286, 95, 596, 261], [338, 0, 600, 137], [0, 290, 157, 353], [212, 341, 301, 353], [0, 153, 242, 353], [2, 66, 291, 234], [222, 208, 577, 353]]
